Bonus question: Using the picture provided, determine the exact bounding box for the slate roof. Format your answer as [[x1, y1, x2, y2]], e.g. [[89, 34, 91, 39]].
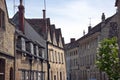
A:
[[26, 18, 50, 36], [26, 18, 64, 47]]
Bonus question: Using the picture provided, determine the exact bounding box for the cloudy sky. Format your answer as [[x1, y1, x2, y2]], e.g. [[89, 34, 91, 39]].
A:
[[6, 0, 116, 43]]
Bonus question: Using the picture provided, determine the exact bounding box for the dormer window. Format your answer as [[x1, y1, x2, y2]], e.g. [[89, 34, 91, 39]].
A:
[[0, 8, 5, 30], [21, 37, 26, 51], [26, 41, 30, 52], [30, 42, 34, 54]]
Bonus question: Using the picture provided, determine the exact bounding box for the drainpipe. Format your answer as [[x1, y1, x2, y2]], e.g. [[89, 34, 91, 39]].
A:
[[14, 32, 17, 80], [46, 41, 49, 80], [41, 60, 43, 80], [29, 59, 32, 80]]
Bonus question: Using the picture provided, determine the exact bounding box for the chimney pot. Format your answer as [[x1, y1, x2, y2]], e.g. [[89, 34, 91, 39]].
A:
[[88, 26, 91, 32], [43, 9, 46, 19], [101, 13, 105, 22]]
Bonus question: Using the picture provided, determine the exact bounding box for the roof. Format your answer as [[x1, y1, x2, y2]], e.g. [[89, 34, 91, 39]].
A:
[[26, 18, 64, 47], [77, 14, 115, 42], [10, 12, 46, 48], [64, 40, 79, 50], [65, 14, 116, 50], [26, 18, 50, 36]]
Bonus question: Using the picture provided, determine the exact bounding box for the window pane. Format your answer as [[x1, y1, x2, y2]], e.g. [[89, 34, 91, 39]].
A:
[[21, 71, 25, 80]]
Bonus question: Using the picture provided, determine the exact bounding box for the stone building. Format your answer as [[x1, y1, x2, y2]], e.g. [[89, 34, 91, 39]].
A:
[[0, 0, 15, 80], [11, 1, 67, 80], [65, 38, 79, 80], [26, 10, 67, 80], [11, 0, 48, 80], [65, 5, 119, 80], [47, 24, 66, 80]]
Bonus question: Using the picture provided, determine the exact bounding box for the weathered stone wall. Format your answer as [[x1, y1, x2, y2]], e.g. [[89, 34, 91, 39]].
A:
[[48, 44, 66, 80], [0, 0, 15, 80]]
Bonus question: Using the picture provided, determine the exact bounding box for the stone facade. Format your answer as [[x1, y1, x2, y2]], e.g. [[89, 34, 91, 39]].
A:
[[10, 0, 48, 80], [65, 39, 79, 80], [0, 0, 15, 80], [47, 24, 66, 80], [65, 8, 119, 80], [26, 11, 67, 80]]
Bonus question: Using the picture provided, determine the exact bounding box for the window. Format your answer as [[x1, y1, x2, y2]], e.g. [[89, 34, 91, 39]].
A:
[[38, 48, 42, 57], [26, 42, 30, 52], [21, 37, 26, 51], [55, 51, 57, 63], [21, 71, 25, 80], [38, 73, 41, 80], [25, 71, 29, 80], [49, 50, 51, 61], [0, 8, 5, 30], [36, 72, 38, 80], [30, 42, 34, 54], [34, 45, 37, 55], [54, 75, 56, 80], [52, 51, 55, 62], [58, 52, 60, 63], [60, 72, 62, 80], [31, 72, 34, 80], [61, 53, 63, 64], [16, 37, 22, 49]]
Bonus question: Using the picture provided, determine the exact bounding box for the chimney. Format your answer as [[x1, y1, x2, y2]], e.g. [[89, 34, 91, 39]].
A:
[[88, 26, 91, 32], [18, 0, 25, 33], [88, 18, 92, 32], [70, 38, 75, 43], [101, 13, 105, 22], [83, 30, 85, 36], [43, 9, 46, 19]]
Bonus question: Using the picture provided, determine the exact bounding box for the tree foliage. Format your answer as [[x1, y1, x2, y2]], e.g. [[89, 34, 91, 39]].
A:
[[96, 37, 120, 80]]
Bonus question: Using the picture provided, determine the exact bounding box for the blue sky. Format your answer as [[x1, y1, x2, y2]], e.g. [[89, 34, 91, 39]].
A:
[[6, 0, 116, 43]]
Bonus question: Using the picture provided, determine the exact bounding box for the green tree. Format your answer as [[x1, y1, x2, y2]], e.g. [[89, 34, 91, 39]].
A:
[[96, 37, 120, 80]]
